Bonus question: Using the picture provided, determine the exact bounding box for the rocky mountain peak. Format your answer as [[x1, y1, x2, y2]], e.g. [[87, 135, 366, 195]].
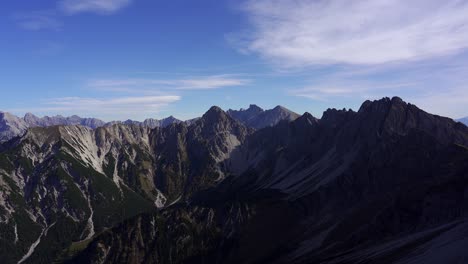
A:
[[0, 111, 15, 120], [24, 112, 39, 120], [272, 105, 287, 111], [297, 112, 318, 125], [321, 107, 356, 126], [354, 96, 468, 146], [272, 105, 299, 116], [358, 96, 404, 113], [0, 111, 28, 142], [192, 106, 251, 147], [0, 113, 27, 132], [202, 106, 228, 122], [160, 116, 182, 127], [247, 104, 263, 112]]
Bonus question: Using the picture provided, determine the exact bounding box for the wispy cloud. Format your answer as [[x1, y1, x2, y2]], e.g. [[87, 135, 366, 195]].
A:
[[290, 81, 417, 101], [88, 75, 250, 91], [11, 96, 181, 121], [13, 11, 62, 31], [237, 0, 468, 67], [175, 75, 249, 90], [13, 0, 132, 31], [233, 0, 468, 118], [46, 96, 180, 107], [59, 0, 132, 15], [9, 75, 247, 120]]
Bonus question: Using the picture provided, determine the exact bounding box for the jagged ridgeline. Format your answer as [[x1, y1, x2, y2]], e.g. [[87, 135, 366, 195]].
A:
[[0, 107, 253, 263], [1, 97, 468, 263], [0, 105, 298, 143]]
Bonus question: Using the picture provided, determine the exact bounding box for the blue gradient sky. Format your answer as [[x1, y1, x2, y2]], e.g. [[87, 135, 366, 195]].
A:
[[2, 0, 468, 121]]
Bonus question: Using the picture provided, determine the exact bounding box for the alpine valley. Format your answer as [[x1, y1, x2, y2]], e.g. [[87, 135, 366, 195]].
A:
[[1, 97, 468, 264]]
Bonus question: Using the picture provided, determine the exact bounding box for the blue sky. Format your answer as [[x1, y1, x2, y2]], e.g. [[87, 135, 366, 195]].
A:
[[1, 0, 468, 121]]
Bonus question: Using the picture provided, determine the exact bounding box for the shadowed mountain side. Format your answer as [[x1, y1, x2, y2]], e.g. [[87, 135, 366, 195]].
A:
[[68, 97, 468, 264]]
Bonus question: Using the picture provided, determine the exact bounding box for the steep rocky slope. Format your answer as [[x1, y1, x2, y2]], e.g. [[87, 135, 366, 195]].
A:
[[70, 97, 468, 264]]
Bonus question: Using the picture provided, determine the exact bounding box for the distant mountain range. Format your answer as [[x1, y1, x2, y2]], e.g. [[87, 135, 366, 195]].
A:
[[0, 105, 299, 143], [1, 98, 468, 263], [227, 104, 300, 129]]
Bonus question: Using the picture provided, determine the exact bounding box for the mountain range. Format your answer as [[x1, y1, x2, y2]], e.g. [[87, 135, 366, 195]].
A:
[[0, 105, 298, 143], [0, 97, 468, 263], [227, 104, 300, 129]]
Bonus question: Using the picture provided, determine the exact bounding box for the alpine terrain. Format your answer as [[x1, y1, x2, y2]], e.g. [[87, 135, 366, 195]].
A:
[[0, 97, 467, 263], [0, 106, 297, 143]]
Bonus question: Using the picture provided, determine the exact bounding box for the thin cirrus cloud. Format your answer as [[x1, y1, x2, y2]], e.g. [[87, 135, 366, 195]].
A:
[[88, 75, 251, 91], [12, 75, 247, 120], [13, 11, 63, 31], [287, 57, 468, 117], [289, 81, 417, 101], [59, 0, 132, 15], [235, 0, 468, 118], [238, 0, 468, 66], [14, 0, 132, 31]]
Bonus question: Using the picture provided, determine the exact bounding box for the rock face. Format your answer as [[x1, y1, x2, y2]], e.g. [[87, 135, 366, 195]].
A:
[[2, 97, 468, 264], [0, 112, 28, 142], [227, 104, 300, 129]]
